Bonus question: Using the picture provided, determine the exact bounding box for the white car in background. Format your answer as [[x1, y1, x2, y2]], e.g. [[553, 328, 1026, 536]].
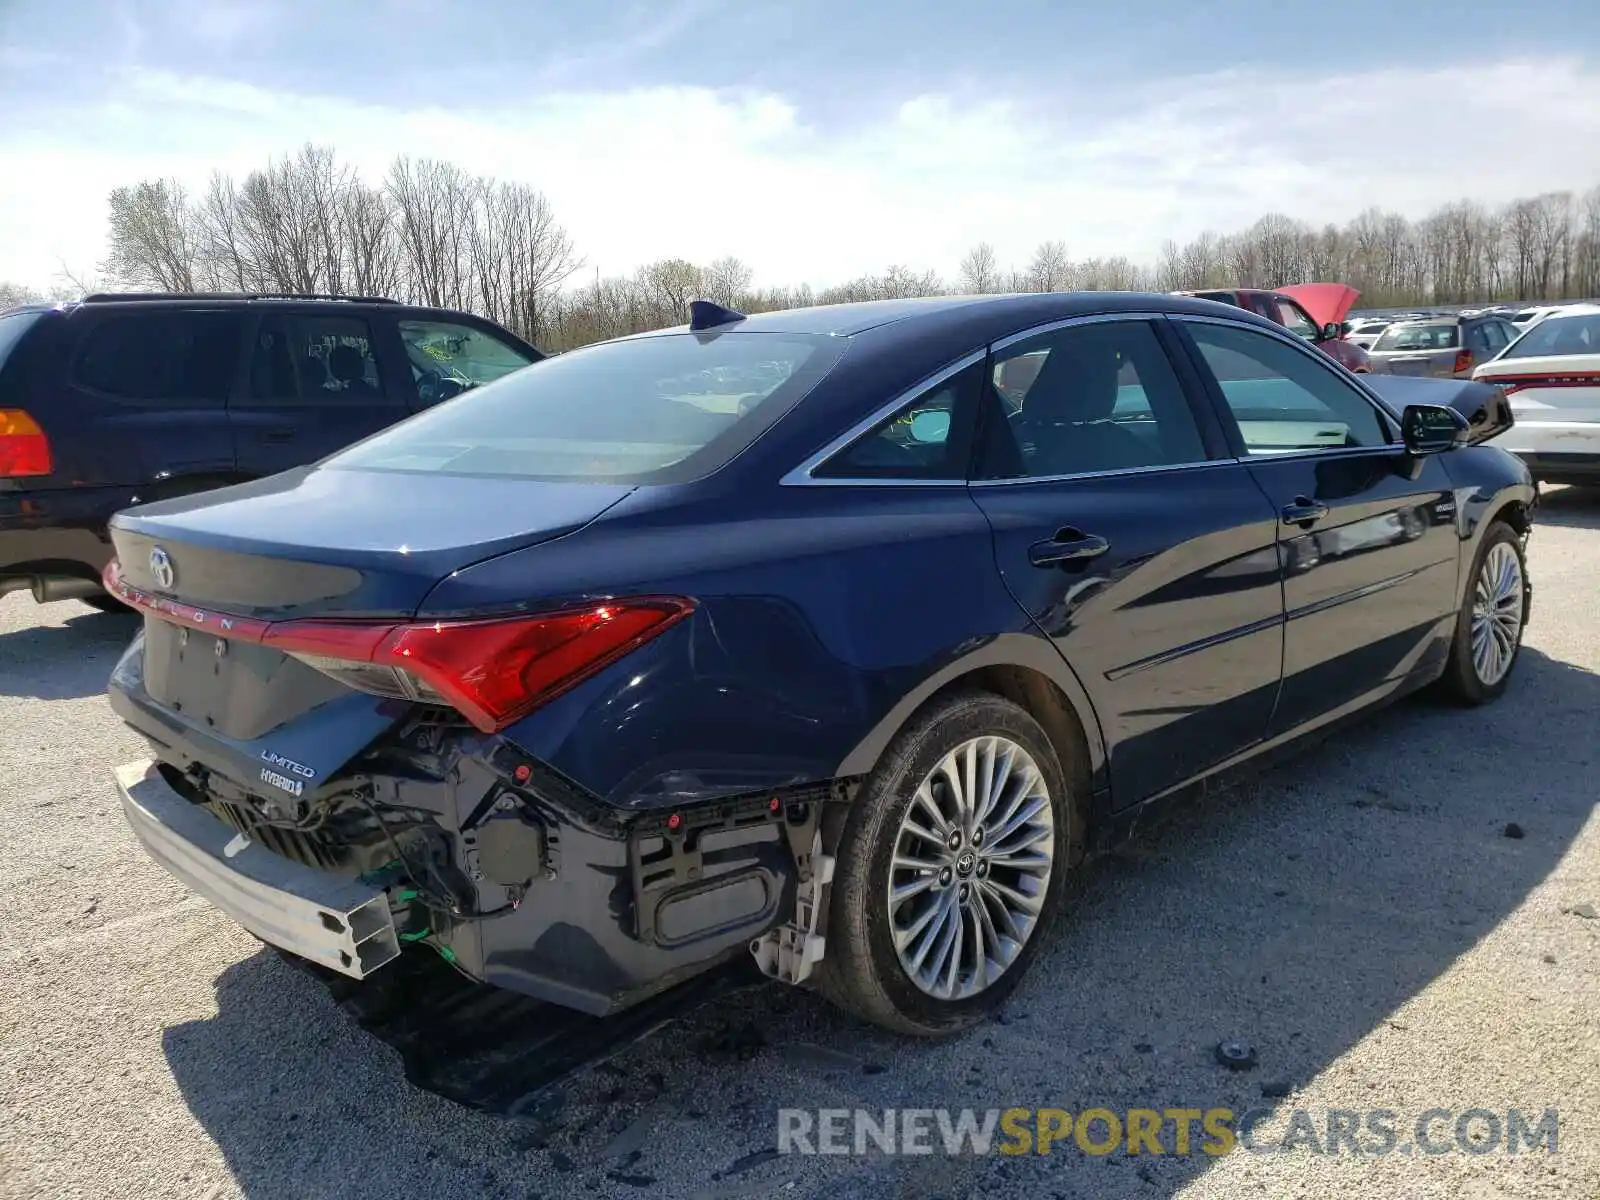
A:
[[1473, 304, 1600, 486], [1508, 304, 1565, 328]]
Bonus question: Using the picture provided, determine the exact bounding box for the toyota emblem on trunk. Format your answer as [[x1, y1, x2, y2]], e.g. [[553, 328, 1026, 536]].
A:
[[149, 547, 175, 591]]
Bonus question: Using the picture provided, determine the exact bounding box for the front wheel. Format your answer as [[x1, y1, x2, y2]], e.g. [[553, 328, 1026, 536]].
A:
[[817, 692, 1072, 1035], [1439, 521, 1528, 703]]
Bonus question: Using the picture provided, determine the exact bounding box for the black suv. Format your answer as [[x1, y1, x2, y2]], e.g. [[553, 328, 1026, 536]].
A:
[[0, 293, 542, 611]]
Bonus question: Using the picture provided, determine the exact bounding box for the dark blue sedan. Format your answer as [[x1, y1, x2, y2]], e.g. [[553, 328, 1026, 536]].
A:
[[104, 291, 1533, 1037]]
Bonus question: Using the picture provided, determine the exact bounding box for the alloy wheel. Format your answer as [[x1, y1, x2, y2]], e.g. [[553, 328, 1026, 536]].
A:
[[886, 735, 1055, 1000], [1470, 541, 1524, 687]]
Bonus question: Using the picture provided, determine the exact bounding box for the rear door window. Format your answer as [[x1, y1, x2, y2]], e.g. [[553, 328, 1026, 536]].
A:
[[72, 311, 244, 403], [249, 314, 387, 404], [1243, 294, 1280, 321], [975, 319, 1209, 479]]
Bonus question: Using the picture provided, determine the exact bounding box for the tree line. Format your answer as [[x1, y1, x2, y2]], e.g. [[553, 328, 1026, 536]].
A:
[[7, 142, 1598, 352]]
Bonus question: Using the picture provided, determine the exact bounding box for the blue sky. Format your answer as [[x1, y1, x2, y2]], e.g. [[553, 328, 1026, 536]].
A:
[[3, 0, 1599, 290]]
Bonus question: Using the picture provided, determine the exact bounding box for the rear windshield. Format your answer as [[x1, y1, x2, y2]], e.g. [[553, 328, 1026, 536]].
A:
[[1372, 323, 1459, 352], [0, 310, 42, 366], [1500, 313, 1600, 359], [326, 331, 844, 484]]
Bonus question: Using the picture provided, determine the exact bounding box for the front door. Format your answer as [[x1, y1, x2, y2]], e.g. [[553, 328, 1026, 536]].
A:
[[1174, 317, 1461, 735], [970, 316, 1285, 807], [233, 311, 412, 476]]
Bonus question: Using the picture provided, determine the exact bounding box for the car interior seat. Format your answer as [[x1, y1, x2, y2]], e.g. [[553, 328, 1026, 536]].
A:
[[328, 344, 377, 396], [1011, 342, 1153, 474]]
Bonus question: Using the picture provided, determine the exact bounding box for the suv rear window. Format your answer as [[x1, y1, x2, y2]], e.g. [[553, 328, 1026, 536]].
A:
[[72, 311, 244, 403], [0, 310, 41, 366], [1372, 323, 1459, 352], [326, 331, 845, 484]]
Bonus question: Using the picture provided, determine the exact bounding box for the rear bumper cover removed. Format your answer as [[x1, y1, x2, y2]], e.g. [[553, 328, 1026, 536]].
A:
[[115, 759, 400, 979]]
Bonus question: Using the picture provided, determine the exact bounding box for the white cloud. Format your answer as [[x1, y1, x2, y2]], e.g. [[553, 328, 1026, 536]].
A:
[[2, 56, 1599, 292]]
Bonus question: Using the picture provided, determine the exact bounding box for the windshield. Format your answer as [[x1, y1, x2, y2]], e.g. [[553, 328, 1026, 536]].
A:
[[398, 318, 537, 403], [1372, 323, 1459, 352], [1499, 312, 1600, 359], [326, 331, 843, 484]]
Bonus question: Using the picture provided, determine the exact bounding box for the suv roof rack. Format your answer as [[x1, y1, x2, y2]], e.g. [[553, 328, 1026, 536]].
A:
[[79, 292, 399, 305]]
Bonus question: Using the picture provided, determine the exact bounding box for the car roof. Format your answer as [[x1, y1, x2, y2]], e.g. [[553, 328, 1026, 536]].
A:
[[631, 291, 1262, 341], [75, 291, 400, 306]]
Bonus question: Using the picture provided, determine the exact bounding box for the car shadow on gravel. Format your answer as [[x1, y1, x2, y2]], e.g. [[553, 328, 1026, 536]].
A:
[[0, 603, 138, 699], [1534, 484, 1600, 529], [165, 647, 1598, 1200]]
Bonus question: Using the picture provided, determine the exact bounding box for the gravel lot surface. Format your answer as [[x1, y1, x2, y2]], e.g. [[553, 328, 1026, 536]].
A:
[[2, 490, 1597, 1200]]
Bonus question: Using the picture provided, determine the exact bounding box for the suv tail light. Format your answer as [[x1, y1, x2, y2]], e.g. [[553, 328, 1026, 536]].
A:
[[264, 600, 696, 733], [1453, 350, 1475, 374], [0, 409, 52, 477]]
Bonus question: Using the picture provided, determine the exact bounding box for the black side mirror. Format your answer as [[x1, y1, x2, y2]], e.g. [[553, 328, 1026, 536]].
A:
[[1401, 403, 1470, 456], [1320, 321, 1342, 341]]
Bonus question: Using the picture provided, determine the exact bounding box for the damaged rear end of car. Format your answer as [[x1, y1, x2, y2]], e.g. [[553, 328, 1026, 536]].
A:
[[106, 327, 849, 1029]]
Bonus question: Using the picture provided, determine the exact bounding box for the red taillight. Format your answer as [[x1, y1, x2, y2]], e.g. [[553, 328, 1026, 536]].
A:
[[264, 600, 695, 733], [1453, 350, 1475, 374], [103, 558, 695, 732], [0, 409, 52, 477]]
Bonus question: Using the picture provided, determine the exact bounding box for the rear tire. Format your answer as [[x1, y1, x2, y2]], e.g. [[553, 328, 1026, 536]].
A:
[[817, 691, 1073, 1035], [1439, 521, 1527, 704]]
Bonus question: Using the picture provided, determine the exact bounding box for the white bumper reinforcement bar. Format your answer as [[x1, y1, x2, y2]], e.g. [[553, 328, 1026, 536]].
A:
[[115, 759, 400, 979]]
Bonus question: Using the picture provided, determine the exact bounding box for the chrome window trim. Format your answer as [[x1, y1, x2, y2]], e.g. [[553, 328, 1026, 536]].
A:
[[1169, 312, 1402, 443], [989, 309, 1168, 353], [783, 308, 1410, 489], [968, 457, 1235, 488], [779, 349, 987, 487]]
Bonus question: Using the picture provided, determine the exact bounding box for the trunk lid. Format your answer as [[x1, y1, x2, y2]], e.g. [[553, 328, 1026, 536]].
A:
[[107, 465, 635, 786], [110, 465, 635, 618], [1475, 352, 1600, 432]]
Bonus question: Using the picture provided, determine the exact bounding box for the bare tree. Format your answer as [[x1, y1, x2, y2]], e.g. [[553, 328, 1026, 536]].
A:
[[703, 256, 754, 307], [0, 281, 44, 308], [100, 145, 1600, 358], [1026, 240, 1071, 292], [103, 179, 200, 291], [958, 242, 1001, 294]]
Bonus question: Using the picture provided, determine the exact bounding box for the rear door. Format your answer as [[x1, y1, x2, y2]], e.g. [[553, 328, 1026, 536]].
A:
[[232, 309, 412, 476], [968, 315, 1285, 806], [1172, 316, 1460, 736], [63, 308, 243, 487]]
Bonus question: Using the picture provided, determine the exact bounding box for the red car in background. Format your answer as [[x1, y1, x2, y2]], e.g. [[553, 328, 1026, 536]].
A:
[[1175, 283, 1372, 373]]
